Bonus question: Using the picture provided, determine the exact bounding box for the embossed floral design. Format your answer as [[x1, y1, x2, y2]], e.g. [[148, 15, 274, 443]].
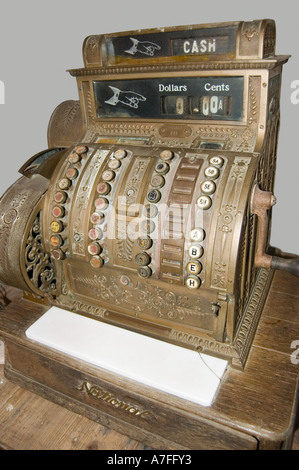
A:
[[86, 36, 97, 53], [243, 22, 259, 41], [81, 274, 133, 306], [136, 285, 201, 320], [72, 272, 206, 321], [213, 262, 227, 288]]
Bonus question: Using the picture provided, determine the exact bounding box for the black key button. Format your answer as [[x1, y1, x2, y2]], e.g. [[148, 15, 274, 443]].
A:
[[137, 266, 152, 278], [135, 252, 151, 266], [138, 236, 153, 250], [147, 189, 161, 203]]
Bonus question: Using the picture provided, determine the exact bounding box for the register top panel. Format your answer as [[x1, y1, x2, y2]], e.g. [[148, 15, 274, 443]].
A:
[[93, 76, 244, 121]]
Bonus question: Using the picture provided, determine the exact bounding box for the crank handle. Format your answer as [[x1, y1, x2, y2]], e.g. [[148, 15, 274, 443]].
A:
[[251, 185, 299, 277]]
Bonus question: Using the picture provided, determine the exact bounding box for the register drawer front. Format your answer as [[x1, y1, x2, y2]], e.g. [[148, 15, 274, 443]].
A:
[[4, 339, 258, 450]]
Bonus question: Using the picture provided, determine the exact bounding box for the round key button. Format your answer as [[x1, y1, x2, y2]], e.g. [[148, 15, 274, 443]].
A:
[[50, 221, 63, 233], [189, 245, 204, 259], [197, 195, 212, 210], [66, 167, 79, 180], [52, 206, 65, 218], [54, 191, 67, 204], [51, 249, 65, 260], [97, 182, 111, 196], [210, 156, 224, 168], [160, 150, 174, 161], [135, 252, 151, 266], [90, 212, 104, 225], [58, 177, 71, 190], [185, 276, 201, 289], [138, 236, 153, 250], [151, 175, 165, 188], [187, 261, 202, 275], [200, 180, 216, 195], [143, 204, 158, 218], [108, 159, 121, 170], [68, 152, 81, 164], [50, 235, 63, 247], [190, 228, 205, 242], [114, 149, 127, 159], [204, 166, 220, 180], [155, 162, 169, 175], [138, 266, 152, 278], [88, 227, 103, 240], [88, 242, 102, 256], [94, 197, 109, 211], [147, 189, 161, 203], [141, 219, 156, 234], [75, 145, 88, 155], [90, 256, 104, 269], [102, 170, 115, 182]]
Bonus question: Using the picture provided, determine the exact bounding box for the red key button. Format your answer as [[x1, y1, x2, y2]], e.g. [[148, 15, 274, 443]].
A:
[[88, 242, 102, 256], [94, 197, 108, 211], [90, 212, 104, 224], [97, 182, 111, 195], [88, 227, 103, 240], [54, 191, 67, 204], [52, 206, 65, 218], [66, 167, 79, 180]]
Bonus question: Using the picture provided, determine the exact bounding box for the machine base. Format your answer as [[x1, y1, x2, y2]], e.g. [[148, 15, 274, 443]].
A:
[[1, 269, 299, 450]]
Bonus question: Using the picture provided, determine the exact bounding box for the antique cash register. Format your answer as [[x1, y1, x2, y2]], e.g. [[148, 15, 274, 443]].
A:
[[0, 19, 299, 448]]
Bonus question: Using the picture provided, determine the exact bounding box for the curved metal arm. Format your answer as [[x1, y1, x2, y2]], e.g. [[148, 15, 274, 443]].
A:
[[271, 256, 299, 277], [251, 185, 299, 277]]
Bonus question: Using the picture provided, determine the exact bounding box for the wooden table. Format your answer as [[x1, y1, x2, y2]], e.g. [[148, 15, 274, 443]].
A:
[[0, 269, 299, 450]]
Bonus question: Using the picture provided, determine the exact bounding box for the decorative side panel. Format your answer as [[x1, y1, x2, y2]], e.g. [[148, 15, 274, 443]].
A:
[[210, 156, 251, 291], [0, 175, 49, 293]]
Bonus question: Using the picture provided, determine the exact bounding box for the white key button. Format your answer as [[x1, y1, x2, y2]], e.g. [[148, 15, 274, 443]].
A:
[[160, 150, 174, 161], [197, 195, 212, 210], [114, 149, 127, 159], [190, 228, 205, 242], [187, 261, 202, 275], [108, 159, 121, 170], [200, 180, 216, 195], [102, 170, 115, 181], [209, 156, 224, 168], [204, 166, 220, 180], [185, 276, 201, 289], [189, 245, 204, 259]]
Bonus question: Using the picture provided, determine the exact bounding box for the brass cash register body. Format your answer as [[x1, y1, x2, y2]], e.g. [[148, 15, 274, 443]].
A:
[[0, 19, 291, 368]]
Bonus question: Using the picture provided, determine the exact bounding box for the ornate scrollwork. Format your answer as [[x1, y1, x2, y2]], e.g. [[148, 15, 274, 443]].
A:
[[24, 212, 57, 293], [71, 272, 210, 321], [242, 21, 259, 42]]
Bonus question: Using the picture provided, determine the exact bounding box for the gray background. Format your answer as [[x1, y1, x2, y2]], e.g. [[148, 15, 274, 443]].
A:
[[0, 0, 298, 254]]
